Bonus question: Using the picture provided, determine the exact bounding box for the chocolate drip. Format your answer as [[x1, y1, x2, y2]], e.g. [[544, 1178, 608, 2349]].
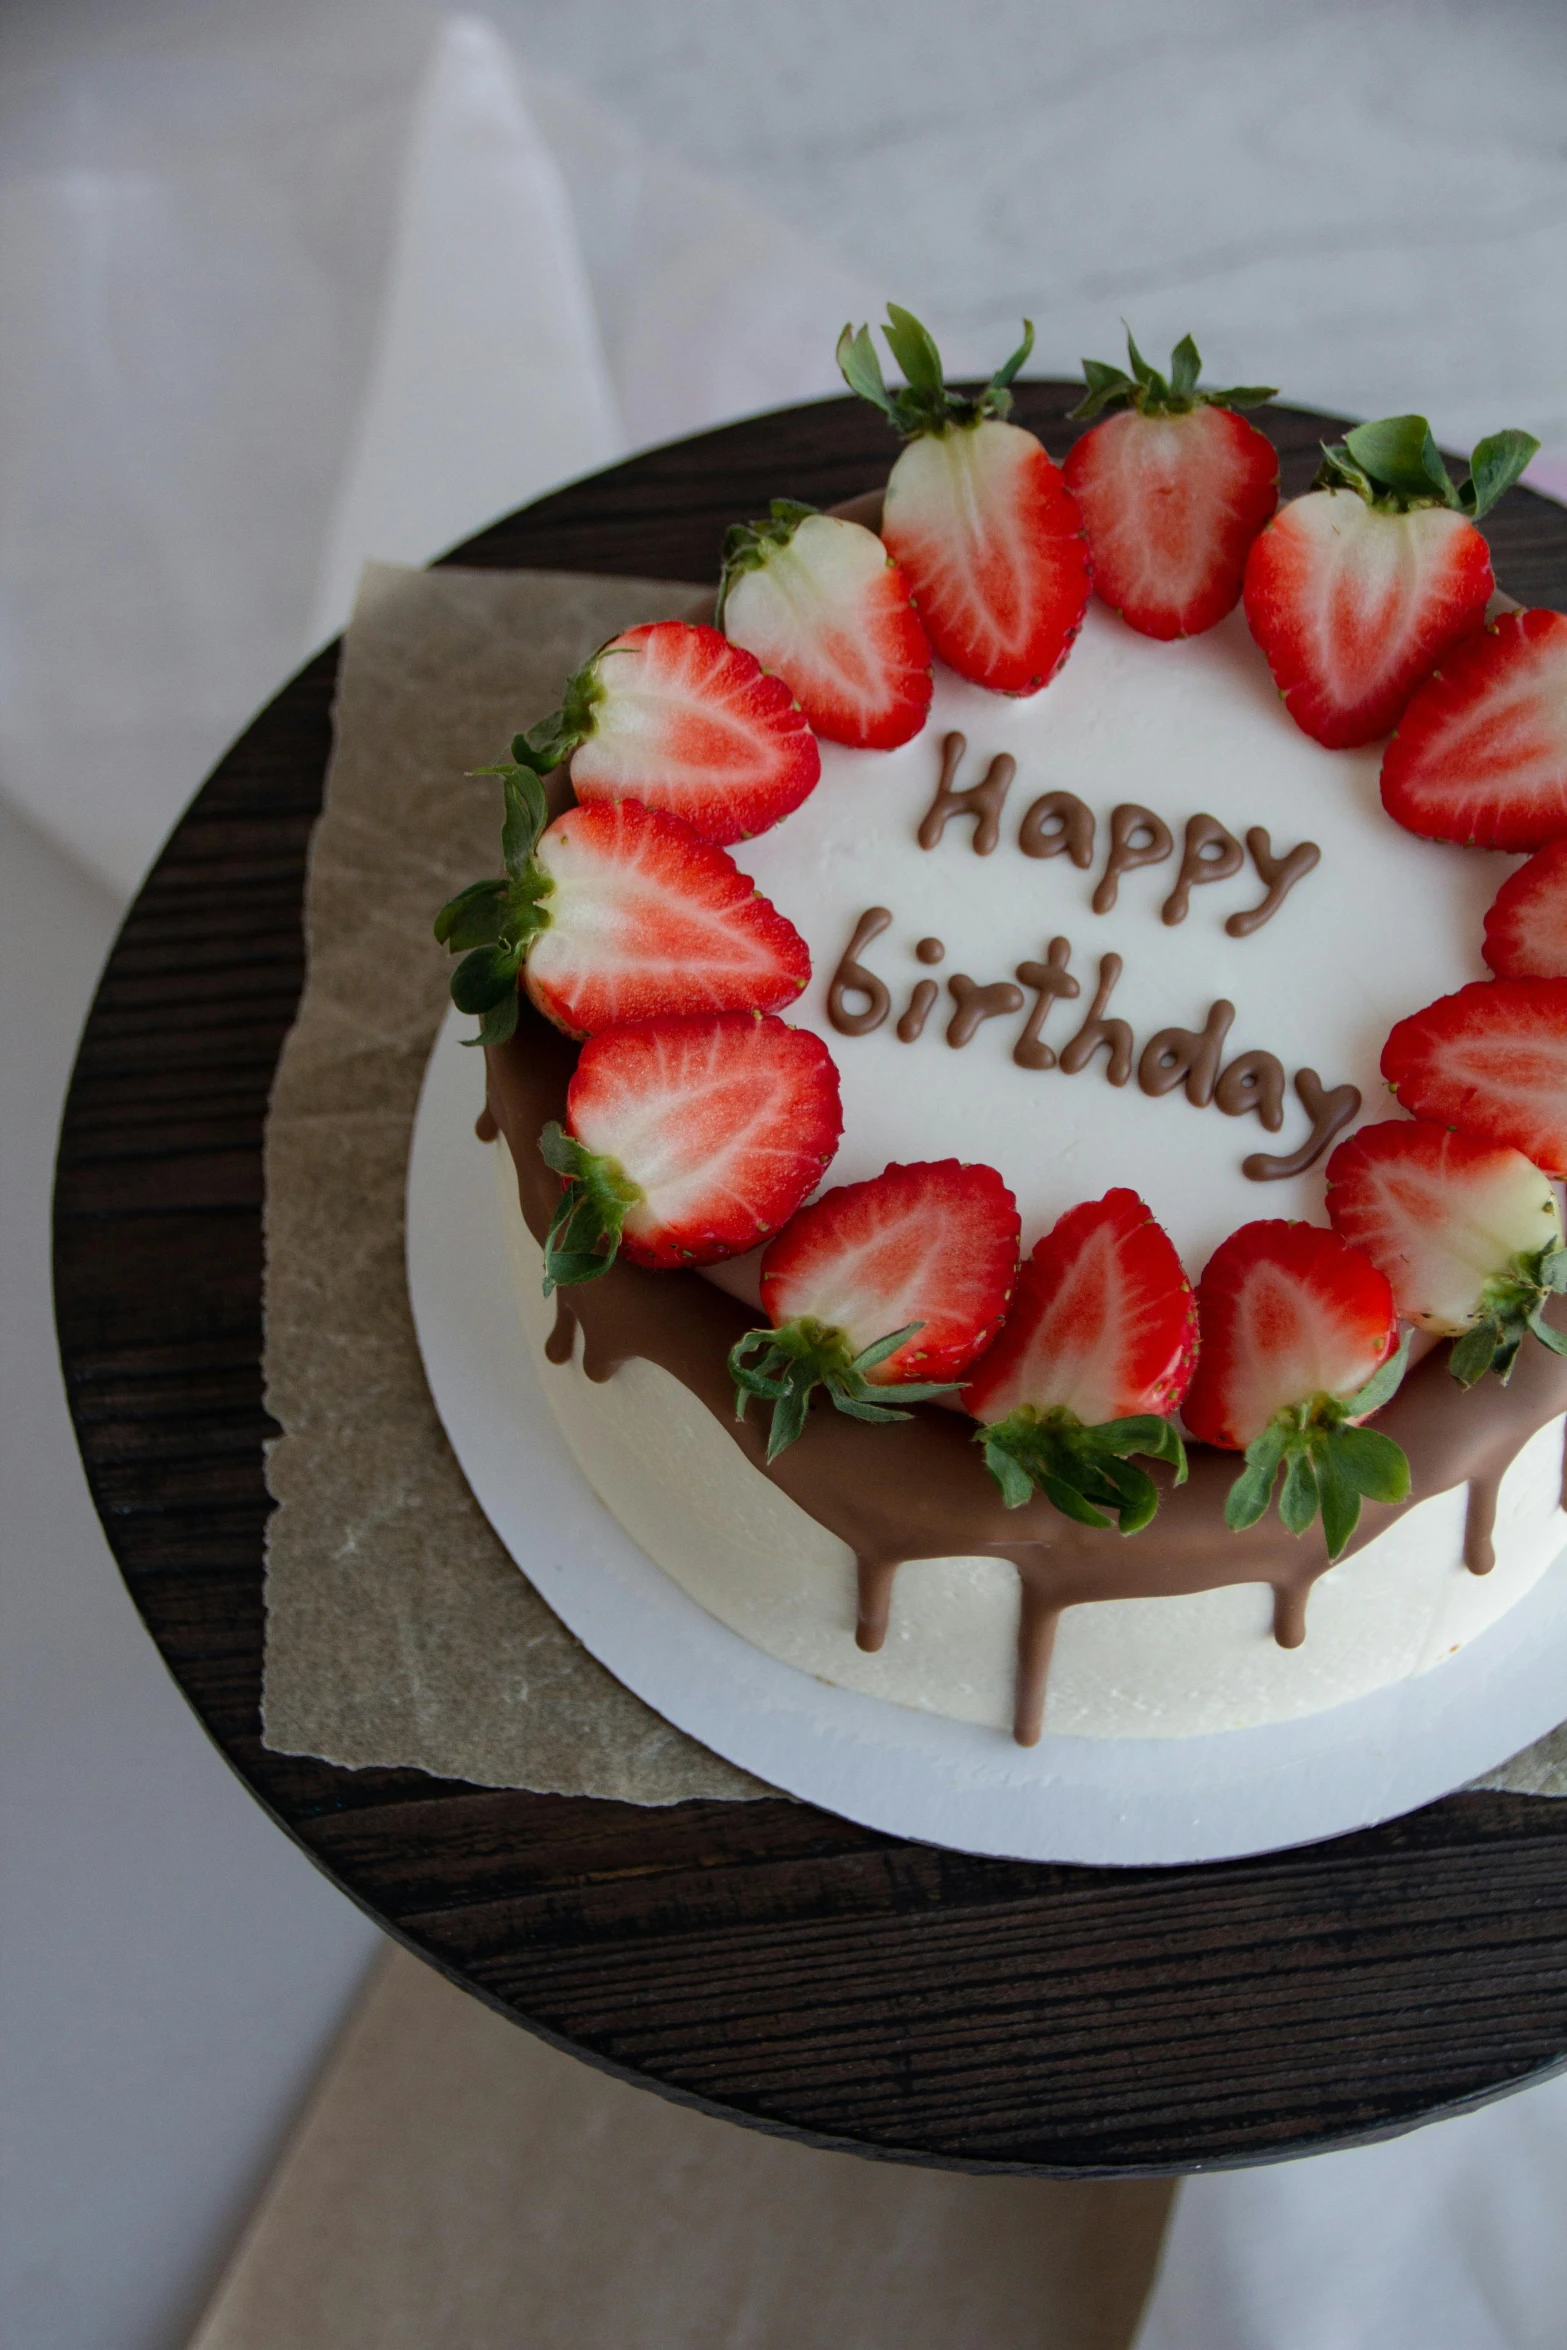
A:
[[475, 1104, 498, 1143], [545, 1295, 577, 1365], [1013, 938, 1080, 1071], [1227, 828, 1322, 938], [1059, 953, 1133, 1085], [1244, 1068, 1362, 1181], [946, 974, 1026, 1047], [915, 936, 946, 965], [827, 908, 893, 1036], [1464, 1474, 1501, 1575], [1093, 805, 1173, 915], [855, 1557, 901, 1654], [485, 1013, 1567, 1746], [1019, 791, 1096, 869], [897, 979, 940, 1042], [1012, 1582, 1062, 1747], [919, 734, 1016, 856], [1271, 1582, 1310, 1649], [1162, 814, 1244, 927]]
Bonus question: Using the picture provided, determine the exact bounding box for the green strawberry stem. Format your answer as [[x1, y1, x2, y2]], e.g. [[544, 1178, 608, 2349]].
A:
[[1069, 329, 1275, 422], [1448, 1243, 1567, 1387], [1314, 415, 1539, 522], [538, 1121, 643, 1293], [835, 305, 1034, 439], [432, 767, 556, 1045], [1223, 1333, 1413, 1560], [729, 1316, 959, 1463], [977, 1406, 1188, 1534]]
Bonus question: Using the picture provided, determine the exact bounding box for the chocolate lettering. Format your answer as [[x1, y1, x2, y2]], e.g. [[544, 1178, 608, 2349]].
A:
[[1215, 1050, 1287, 1131], [915, 936, 945, 965], [1243, 1068, 1362, 1180], [1226, 827, 1322, 938], [1162, 813, 1244, 926], [946, 974, 1026, 1047], [1013, 937, 1081, 1070], [1019, 791, 1096, 869], [1058, 953, 1133, 1086], [897, 979, 940, 1042], [1093, 804, 1174, 915], [1138, 1000, 1235, 1106], [918, 732, 1016, 856], [827, 907, 892, 1036]]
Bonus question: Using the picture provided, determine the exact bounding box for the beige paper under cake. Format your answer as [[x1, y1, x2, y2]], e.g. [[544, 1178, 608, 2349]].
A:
[[261, 560, 765, 1800], [260, 557, 1567, 1804]]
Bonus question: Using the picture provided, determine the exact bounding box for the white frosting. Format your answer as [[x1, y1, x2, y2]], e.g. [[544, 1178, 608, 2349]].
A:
[[717, 603, 1518, 1298]]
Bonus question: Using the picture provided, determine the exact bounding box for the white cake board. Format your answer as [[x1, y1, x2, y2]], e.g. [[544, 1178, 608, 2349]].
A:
[[408, 1008, 1567, 1866]]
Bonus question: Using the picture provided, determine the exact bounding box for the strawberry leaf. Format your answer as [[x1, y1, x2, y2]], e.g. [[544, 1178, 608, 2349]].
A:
[[1449, 1319, 1502, 1388], [882, 303, 946, 398], [729, 1317, 958, 1460], [1331, 1425, 1411, 1504], [838, 307, 1034, 437], [1070, 327, 1276, 421], [977, 1405, 1184, 1532], [835, 324, 897, 420], [1342, 415, 1454, 506], [450, 942, 522, 1014], [1312, 1431, 1360, 1560], [1224, 1426, 1287, 1531], [1462, 429, 1540, 521], [1341, 1328, 1412, 1418], [538, 1121, 643, 1293], [1278, 1446, 1321, 1536], [433, 878, 509, 950]]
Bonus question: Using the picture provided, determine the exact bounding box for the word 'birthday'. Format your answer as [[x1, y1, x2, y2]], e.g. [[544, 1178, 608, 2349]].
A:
[[827, 910, 1361, 1184], [920, 731, 1321, 934]]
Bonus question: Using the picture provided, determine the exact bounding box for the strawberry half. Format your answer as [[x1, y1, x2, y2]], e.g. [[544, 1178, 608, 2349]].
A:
[[838, 307, 1090, 694], [1325, 1118, 1567, 1387], [1381, 977, 1567, 1177], [961, 1189, 1195, 1532], [540, 1012, 842, 1287], [1062, 329, 1278, 640], [729, 1160, 1020, 1459], [1183, 1222, 1409, 1559], [435, 775, 808, 1042], [1243, 413, 1537, 748], [506, 620, 820, 847], [1485, 838, 1567, 978], [718, 502, 932, 750], [1382, 610, 1567, 851]]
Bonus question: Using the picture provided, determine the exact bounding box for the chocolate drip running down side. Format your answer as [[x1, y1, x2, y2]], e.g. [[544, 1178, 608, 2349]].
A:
[[483, 1010, 1567, 1746]]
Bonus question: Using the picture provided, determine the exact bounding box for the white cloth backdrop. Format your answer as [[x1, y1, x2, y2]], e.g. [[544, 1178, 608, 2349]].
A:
[[4, 4, 1567, 2344]]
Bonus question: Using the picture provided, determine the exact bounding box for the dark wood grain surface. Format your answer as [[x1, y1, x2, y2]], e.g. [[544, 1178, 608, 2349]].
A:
[[54, 388, 1567, 2175]]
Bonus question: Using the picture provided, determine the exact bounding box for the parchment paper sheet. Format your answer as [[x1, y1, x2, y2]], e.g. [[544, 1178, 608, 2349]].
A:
[[261, 559, 1565, 1803], [262, 561, 765, 1800]]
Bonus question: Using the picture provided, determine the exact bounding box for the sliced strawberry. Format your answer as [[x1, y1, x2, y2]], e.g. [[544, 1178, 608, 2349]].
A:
[[435, 776, 809, 1042], [509, 620, 819, 846], [729, 1160, 1020, 1458], [542, 1012, 842, 1286], [1325, 1118, 1567, 1385], [1485, 838, 1567, 977], [1183, 1221, 1409, 1558], [1242, 413, 1536, 748], [960, 1190, 1195, 1530], [839, 307, 1090, 694], [1381, 977, 1567, 1176], [1383, 610, 1567, 851], [718, 503, 932, 750], [1062, 330, 1278, 639]]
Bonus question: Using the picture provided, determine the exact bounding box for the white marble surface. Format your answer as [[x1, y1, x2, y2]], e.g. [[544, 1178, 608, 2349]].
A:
[[4, 3, 1567, 2345]]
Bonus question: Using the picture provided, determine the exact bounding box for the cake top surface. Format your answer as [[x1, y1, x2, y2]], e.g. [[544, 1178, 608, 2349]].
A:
[[716, 601, 1510, 1298]]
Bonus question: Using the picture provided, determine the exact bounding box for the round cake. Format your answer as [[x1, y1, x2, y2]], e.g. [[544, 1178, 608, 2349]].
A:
[[450, 320, 1567, 1745]]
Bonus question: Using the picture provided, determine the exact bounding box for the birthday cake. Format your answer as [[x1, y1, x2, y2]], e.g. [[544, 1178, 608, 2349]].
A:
[[443, 314, 1567, 1744]]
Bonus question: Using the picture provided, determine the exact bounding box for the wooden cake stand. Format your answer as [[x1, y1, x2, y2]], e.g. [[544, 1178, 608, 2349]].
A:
[[54, 389, 1567, 2174]]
